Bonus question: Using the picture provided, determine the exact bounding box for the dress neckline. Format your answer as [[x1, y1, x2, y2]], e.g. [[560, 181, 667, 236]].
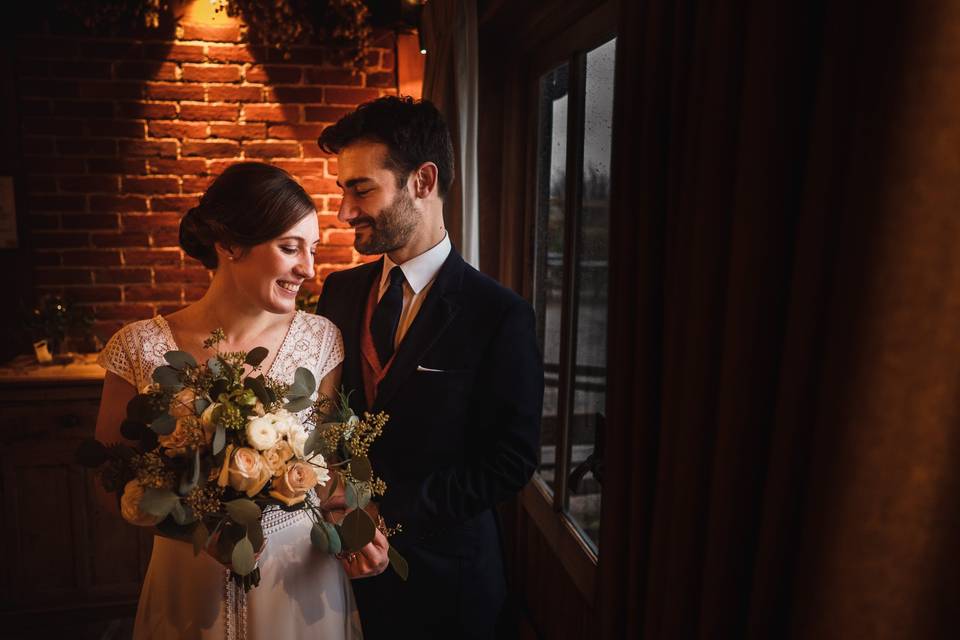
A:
[[154, 311, 302, 381]]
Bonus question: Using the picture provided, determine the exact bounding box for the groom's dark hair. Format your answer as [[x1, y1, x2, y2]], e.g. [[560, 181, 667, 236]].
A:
[[317, 96, 456, 199]]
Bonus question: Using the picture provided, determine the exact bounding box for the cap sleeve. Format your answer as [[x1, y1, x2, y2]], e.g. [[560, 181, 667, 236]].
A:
[[97, 325, 138, 388], [318, 319, 344, 382]]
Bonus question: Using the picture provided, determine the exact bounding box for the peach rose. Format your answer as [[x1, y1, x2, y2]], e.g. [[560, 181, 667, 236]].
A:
[[261, 440, 295, 477], [226, 446, 272, 497], [158, 416, 199, 457], [119, 479, 163, 527], [269, 461, 319, 506], [168, 388, 198, 418]]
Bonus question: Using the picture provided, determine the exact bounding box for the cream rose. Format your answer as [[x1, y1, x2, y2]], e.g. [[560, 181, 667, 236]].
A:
[[261, 440, 295, 477], [309, 453, 331, 488], [119, 479, 163, 527], [168, 388, 197, 418], [158, 416, 198, 456], [226, 447, 272, 497], [246, 414, 280, 451], [269, 461, 319, 506]]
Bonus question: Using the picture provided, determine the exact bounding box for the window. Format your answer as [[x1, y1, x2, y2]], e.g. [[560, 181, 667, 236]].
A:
[[533, 37, 616, 552]]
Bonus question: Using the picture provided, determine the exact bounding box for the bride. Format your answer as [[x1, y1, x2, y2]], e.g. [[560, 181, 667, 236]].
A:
[[94, 162, 383, 639]]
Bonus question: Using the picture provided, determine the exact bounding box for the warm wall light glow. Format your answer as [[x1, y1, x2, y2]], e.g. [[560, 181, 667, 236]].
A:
[[177, 0, 236, 24]]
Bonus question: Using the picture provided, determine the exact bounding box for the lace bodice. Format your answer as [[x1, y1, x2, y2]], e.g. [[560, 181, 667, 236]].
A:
[[97, 310, 344, 394]]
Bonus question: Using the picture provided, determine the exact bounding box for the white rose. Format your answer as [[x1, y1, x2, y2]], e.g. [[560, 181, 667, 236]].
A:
[[309, 453, 331, 487], [246, 414, 280, 451]]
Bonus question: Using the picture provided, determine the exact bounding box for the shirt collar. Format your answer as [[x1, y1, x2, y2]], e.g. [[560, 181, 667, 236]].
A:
[[381, 233, 452, 295]]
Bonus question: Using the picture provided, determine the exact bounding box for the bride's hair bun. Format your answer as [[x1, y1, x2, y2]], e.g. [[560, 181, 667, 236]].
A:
[[177, 162, 316, 270], [179, 206, 219, 269]]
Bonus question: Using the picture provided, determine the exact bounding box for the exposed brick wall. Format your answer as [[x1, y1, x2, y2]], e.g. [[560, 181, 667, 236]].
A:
[[13, 19, 396, 340]]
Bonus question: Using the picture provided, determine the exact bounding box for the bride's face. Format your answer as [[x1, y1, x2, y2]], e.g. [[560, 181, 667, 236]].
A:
[[225, 214, 320, 314]]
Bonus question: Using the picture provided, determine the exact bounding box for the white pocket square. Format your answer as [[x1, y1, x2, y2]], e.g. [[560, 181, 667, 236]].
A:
[[416, 365, 445, 372]]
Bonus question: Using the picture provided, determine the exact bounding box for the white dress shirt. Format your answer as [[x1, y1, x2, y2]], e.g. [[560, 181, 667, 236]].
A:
[[378, 233, 452, 348]]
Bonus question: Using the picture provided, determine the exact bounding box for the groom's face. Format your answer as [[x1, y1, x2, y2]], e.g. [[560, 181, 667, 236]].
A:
[[335, 140, 421, 255]]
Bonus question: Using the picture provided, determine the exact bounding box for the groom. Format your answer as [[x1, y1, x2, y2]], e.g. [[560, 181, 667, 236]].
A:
[[315, 96, 543, 638]]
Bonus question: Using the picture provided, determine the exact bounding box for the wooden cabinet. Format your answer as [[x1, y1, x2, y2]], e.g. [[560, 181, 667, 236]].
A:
[[0, 363, 152, 624]]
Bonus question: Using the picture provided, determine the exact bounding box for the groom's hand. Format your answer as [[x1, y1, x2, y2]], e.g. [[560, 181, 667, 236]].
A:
[[342, 525, 390, 580]]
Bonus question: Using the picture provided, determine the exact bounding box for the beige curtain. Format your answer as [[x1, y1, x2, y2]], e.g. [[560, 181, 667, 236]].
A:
[[420, 0, 479, 268]]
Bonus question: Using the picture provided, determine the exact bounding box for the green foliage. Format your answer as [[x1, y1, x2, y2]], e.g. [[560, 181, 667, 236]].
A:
[[164, 350, 197, 370], [140, 488, 180, 517], [225, 498, 262, 526], [244, 347, 268, 368], [231, 536, 256, 576], [339, 508, 376, 552], [388, 545, 409, 582]]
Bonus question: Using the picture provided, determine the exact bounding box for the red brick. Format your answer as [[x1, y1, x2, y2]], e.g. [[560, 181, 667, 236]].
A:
[[50, 61, 112, 79], [126, 284, 182, 302], [149, 158, 208, 174], [267, 86, 324, 102], [58, 138, 117, 156], [364, 51, 381, 68], [53, 100, 113, 117], [22, 138, 54, 155], [124, 248, 181, 266], [318, 213, 348, 228], [148, 43, 205, 62], [61, 250, 122, 266], [91, 231, 151, 247], [313, 246, 354, 263], [381, 51, 395, 71], [304, 106, 352, 123], [81, 41, 143, 60], [206, 45, 255, 63], [365, 72, 395, 88], [182, 64, 241, 83], [28, 195, 86, 212], [242, 141, 300, 158], [123, 177, 180, 194], [63, 285, 122, 302], [270, 159, 325, 174], [145, 82, 206, 101], [306, 68, 362, 85], [206, 85, 263, 102], [87, 119, 146, 138], [122, 213, 181, 232], [180, 102, 238, 121], [93, 303, 156, 320], [88, 158, 149, 174], [242, 104, 292, 122], [28, 214, 60, 230], [17, 60, 49, 78], [151, 227, 180, 246], [209, 123, 264, 140], [31, 231, 90, 248], [323, 229, 356, 246], [32, 251, 61, 266], [246, 65, 301, 84], [16, 37, 78, 59], [17, 78, 79, 98], [119, 101, 178, 119], [182, 140, 239, 158], [79, 82, 143, 100], [300, 144, 329, 158], [148, 120, 208, 139], [94, 268, 151, 284], [35, 268, 93, 285], [22, 117, 82, 136], [119, 140, 178, 158], [182, 175, 214, 192], [61, 213, 120, 229], [59, 176, 120, 193], [25, 157, 86, 173], [324, 87, 379, 105], [270, 47, 325, 65], [180, 22, 242, 43], [300, 176, 339, 193], [151, 196, 198, 213], [155, 267, 210, 284], [114, 61, 178, 80], [91, 195, 149, 212]]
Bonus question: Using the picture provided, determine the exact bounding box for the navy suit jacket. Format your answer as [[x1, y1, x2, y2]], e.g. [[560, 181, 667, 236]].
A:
[[316, 248, 543, 638]]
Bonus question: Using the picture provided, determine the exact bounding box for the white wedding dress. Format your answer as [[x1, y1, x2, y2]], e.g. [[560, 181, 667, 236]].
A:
[[98, 311, 362, 640]]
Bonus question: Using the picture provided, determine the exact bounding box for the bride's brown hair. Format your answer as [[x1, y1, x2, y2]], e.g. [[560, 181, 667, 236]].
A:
[[179, 162, 315, 269]]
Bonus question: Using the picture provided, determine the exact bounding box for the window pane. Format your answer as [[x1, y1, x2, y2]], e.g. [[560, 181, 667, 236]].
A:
[[533, 63, 569, 490], [565, 37, 616, 549]]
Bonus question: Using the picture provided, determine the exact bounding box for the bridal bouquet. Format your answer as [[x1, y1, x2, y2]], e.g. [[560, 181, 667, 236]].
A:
[[77, 329, 407, 591]]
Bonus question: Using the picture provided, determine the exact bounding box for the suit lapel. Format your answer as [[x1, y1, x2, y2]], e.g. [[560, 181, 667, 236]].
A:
[[374, 249, 465, 410], [340, 259, 382, 413]]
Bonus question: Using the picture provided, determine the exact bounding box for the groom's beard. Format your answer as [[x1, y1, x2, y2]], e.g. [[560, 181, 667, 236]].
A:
[[352, 188, 421, 255]]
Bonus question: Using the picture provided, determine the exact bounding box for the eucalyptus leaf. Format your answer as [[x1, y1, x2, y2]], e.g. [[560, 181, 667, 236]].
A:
[[323, 521, 342, 555], [339, 508, 376, 552], [355, 484, 372, 510], [244, 346, 269, 368], [75, 439, 107, 468], [310, 523, 329, 553], [140, 429, 159, 452], [231, 536, 256, 576], [191, 521, 209, 557], [303, 429, 322, 457], [387, 545, 409, 581], [152, 365, 183, 389], [287, 367, 317, 398], [207, 357, 224, 377], [248, 520, 265, 553], [171, 500, 195, 525], [140, 488, 180, 517], [164, 350, 197, 370], [284, 396, 313, 413], [349, 455, 372, 482], [194, 397, 210, 415], [212, 424, 226, 455], [150, 412, 176, 435], [344, 482, 359, 510], [211, 378, 229, 398], [179, 448, 201, 495], [119, 419, 145, 441], [244, 376, 271, 406], [225, 498, 262, 526], [127, 394, 160, 423]]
